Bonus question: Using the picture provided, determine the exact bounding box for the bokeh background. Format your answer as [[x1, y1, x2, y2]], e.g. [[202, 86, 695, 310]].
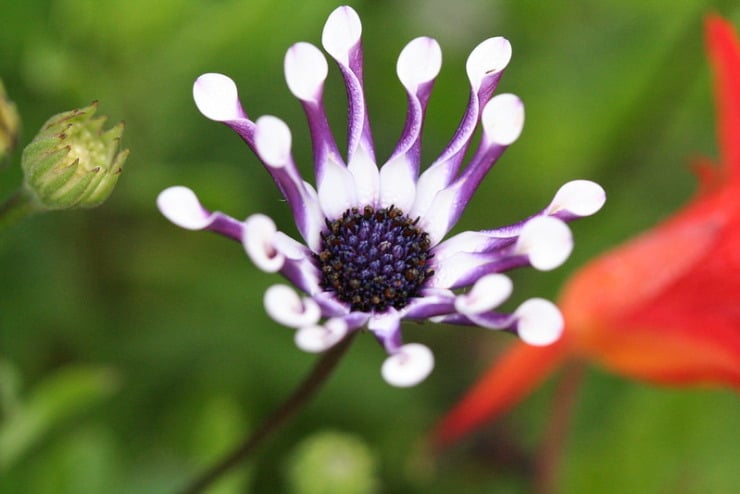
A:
[[1, 0, 739, 492]]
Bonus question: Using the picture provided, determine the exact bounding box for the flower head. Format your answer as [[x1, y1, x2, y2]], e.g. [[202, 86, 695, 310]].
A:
[[158, 6, 604, 387], [434, 14, 740, 446]]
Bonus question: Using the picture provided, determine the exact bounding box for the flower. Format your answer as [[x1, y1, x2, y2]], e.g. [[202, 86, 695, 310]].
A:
[[434, 14, 740, 446], [157, 6, 604, 387]]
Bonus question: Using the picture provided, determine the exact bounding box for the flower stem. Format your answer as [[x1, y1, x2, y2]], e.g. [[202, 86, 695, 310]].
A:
[[179, 332, 357, 494], [0, 191, 36, 232], [533, 362, 584, 494]]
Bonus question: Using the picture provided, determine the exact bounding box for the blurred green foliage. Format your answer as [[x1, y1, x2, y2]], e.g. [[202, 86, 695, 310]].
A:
[[1, 0, 738, 492], [0, 362, 118, 471]]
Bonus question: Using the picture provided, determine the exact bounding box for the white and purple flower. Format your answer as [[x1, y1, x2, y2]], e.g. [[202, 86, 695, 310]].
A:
[[157, 6, 605, 387]]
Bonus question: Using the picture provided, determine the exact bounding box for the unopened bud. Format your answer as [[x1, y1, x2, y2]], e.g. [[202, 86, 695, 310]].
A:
[[286, 431, 379, 494], [0, 79, 20, 162], [21, 102, 128, 210]]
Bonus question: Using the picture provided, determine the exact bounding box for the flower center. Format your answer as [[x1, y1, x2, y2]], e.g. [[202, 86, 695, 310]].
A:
[[316, 205, 434, 312]]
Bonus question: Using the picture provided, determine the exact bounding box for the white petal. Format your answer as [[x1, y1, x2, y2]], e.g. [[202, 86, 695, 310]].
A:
[[284, 42, 328, 102], [322, 6, 362, 66], [454, 274, 513, 315], [368, 311, 402, 352], [193, 73, 242, 121], [295, 181, 326, 253], [243, 214, 284, 272], [157, 186, 212, 230], [515, 216, 573, 271], [409, 161, 453, 220], [264, 284, 321, 328], [465, 37, 512, 91], [317, 158, 358, 219], [347, 144, 380, 207], [378, 155, 416, 211], [432, 230, 499, 262], [254, 115, 292, 167], [481, 93, 524, 145], [381, 343, 435, 387], [515, 298, 564, 346], [548, 180, 606, 217], [418, 184, 456, 246], [425, 251, 482, 289], [397, 37, 442, 91], [273, 231, 310, 260], [312, 291, 352, 317], [295, 319, 348, 353]]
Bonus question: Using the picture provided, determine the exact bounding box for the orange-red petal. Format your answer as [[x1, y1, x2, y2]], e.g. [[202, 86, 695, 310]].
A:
[[560, 186, 740, 387]]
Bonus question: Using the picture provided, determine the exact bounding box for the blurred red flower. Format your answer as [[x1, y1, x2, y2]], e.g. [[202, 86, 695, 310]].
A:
[[435, 14, 740, 448]]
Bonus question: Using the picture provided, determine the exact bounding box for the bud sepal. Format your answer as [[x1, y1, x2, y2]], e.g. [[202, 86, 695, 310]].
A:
[[0, 79, 20, 163]]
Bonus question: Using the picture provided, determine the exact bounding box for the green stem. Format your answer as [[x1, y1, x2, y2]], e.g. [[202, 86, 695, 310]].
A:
[[0, 191, 37, 232], [178, 332, 357, 494]]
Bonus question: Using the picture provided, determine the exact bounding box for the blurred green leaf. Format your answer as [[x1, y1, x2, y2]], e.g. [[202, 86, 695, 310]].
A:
[[26, 425, 122, 494], [0, 359, 23, 419], [562, 382, 740, 494], [0, 365, 118, 470], [189, 394, 251, 494]]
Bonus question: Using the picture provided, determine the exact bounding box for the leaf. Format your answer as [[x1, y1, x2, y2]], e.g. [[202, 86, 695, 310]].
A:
[[0, 365, 118, 470]]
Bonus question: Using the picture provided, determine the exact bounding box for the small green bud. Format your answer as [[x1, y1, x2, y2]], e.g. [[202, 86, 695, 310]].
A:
[[21, 102, 128, 210], [0, 79, 20, 162], [286, 431, 380, 494]]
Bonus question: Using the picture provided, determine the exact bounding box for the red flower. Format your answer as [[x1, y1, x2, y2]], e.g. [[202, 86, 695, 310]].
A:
[[435, 14, 740, 447]]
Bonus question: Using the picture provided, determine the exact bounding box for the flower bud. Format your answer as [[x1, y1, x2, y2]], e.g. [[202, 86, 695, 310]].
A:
[[286, 431, 379, 494], [0, 79, 20, 163], [21, 102, 128, 210]]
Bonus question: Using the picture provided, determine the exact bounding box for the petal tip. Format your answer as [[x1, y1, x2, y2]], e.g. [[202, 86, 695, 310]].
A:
[[466, 37, 512, 89], [322, 5, 362, 63], [550, 180, 606, 217], [397, 37, 443, 90], [381, 343, 435, 387], [193, 73, 242, 122], [244, 214, 285, 272], [515, 298, 564, 346], [295, 320, 348, 353], [455, 274, 513, 315], [517, 216, 573, 271], [157, 186, 212, 230], [284, 42, 329, 102], [264, 284, 321, 328], [482, 93, 524, 145]]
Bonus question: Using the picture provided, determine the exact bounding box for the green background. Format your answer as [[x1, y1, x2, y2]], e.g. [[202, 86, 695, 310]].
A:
[[1, 0, 739, 492]]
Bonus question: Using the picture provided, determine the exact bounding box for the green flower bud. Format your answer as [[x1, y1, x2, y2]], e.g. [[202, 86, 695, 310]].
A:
[[21, 102, 128, 210], [0, 79, 20, 162], [286, 431, 379, 494]]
